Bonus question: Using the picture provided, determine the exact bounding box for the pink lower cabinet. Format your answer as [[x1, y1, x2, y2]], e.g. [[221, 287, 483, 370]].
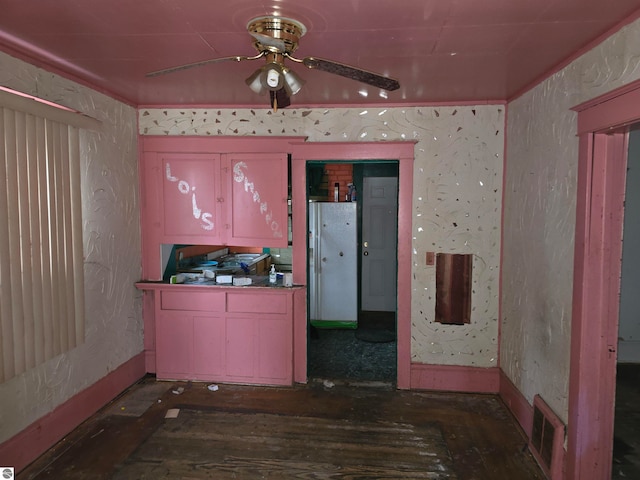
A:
[[224, 314, 292, 382], [155, 312, 193, 376], [225, 291, 292, 383], [155, 288, 294, 386], [193, 315, 226, 377]]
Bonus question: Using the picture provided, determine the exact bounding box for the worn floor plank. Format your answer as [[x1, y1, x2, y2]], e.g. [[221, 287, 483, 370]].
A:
[[19, 376, 545, 480], [114, 410, 455, 479]]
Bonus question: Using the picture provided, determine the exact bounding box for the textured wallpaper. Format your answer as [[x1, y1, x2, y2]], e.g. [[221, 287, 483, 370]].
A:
[[0, 51, 140, 444], [140, 105, 505, 368], [504, 18, 640, 422]]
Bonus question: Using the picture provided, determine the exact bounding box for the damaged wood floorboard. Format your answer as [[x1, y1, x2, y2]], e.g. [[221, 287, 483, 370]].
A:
[[19, 376, 545, 479]]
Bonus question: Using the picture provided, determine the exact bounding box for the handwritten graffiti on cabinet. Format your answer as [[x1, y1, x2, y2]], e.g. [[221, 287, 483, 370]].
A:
[[162, 158, 219, 237], [165, 162, 214, 230], [233, 161, 283, 239]]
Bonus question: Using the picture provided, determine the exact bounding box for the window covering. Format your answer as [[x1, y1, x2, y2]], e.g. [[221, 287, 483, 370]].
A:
[[0, 91, 89, 382]]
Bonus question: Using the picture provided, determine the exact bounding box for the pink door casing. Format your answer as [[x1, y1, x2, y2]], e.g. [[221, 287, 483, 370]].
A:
[[569, 80, 640, 479]]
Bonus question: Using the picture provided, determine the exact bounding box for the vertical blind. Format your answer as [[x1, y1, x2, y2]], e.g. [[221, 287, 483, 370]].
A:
[[0, 101, 86, 383]]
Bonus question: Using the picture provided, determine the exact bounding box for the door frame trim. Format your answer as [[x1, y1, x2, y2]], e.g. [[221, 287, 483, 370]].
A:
[[289, 141, 415, 388], [568, 81, 638, 478]]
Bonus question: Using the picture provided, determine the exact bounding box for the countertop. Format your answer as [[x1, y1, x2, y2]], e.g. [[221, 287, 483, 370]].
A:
[[136, 274, 302, 290]]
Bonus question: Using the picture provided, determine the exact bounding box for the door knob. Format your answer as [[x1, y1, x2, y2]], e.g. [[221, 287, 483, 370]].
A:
[[363, 251, 369, 256]]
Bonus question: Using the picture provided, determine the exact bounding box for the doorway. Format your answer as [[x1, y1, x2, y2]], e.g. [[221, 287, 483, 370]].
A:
[[306, 161, 399, 383], [570, 82, 640, 478], [612, 126, 640, 479]]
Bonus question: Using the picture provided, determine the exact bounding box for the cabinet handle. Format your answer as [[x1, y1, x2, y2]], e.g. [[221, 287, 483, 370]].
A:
[[217, 197, 224, 203]]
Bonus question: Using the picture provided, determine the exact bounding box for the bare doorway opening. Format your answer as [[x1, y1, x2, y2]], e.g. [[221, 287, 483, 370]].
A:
[[306, 161, 398, 384]]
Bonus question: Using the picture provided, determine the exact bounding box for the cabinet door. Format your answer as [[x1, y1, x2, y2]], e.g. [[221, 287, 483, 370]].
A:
[[257, 315, 292, 383], [156, 313, 192, 379], [193, 314, 226, 377], [161, 153, 223, 243], [225, 153, 288, 247], [224, 313, 292, 385], [225, 316, 257, 379]]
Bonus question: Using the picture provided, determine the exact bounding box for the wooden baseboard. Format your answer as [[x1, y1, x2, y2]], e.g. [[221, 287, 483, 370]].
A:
[[145, 350, 156, 373], [0, 352, 146, 472], [498, 369, 534, 435], [410, 363, 500, 393]]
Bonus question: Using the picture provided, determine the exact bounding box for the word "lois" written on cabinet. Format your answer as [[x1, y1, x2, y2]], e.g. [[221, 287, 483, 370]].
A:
[[165, 162, 214, 231]]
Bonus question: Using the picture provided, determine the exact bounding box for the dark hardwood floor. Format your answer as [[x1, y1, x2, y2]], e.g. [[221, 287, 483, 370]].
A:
[[19, 376, 545, 479]]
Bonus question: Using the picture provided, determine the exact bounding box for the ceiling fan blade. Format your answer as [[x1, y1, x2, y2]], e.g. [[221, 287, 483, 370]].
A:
[[302, 56, 400, 91], [249, 32, 287, 52], [146, 53, 263, 78], [270, 88, 291, 111]]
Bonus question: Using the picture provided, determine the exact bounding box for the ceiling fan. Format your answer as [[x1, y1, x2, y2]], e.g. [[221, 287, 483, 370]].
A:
[[146, 16, 400, 110]]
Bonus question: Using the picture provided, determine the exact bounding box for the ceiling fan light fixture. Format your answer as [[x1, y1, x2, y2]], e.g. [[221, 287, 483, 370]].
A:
[[281, 67, 305, 96], [263, 64, 283, 89], [246, 63, 285, 94], [245, 68, 267, 95]]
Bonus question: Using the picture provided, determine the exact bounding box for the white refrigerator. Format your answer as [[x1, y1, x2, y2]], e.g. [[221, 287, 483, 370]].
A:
[[308, 202, 358, 328]]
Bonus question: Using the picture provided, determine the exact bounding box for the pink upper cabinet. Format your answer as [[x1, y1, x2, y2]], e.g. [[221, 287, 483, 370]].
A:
[[139, 137, 300, 279], [225, 153, 288, 248], [161, 153, 223, 243], [140, 138, 291, 257]]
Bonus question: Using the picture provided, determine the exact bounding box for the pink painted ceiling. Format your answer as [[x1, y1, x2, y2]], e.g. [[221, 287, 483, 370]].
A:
[[1, 0, 639, 108]]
